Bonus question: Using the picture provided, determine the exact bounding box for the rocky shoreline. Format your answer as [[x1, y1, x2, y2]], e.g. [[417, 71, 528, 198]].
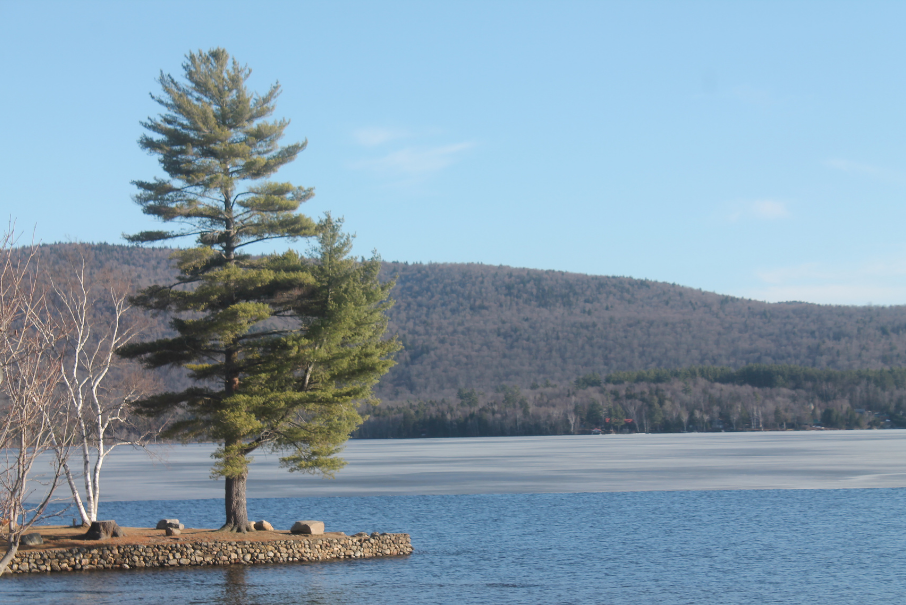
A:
[[5, 531, 412, 574]]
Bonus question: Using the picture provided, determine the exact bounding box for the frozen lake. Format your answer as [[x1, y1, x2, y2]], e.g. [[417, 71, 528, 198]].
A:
[[92, 430, 906, 501], [9, 431, 906, 604]]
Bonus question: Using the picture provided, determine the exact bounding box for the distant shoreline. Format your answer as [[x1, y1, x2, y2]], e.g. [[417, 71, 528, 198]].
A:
[[351, 426, 906, 439]]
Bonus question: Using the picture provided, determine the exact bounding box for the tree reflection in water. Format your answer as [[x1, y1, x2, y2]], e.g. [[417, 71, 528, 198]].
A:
[[217, 563, 356, 605], [219, 565, 249, 605]]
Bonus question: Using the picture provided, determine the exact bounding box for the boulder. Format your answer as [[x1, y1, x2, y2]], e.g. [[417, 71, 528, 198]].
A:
[[156, 519, 184, 530], [166, 527, 181, 536], [254, 520, 274, 531], [290, 520, 324, 535], [85, 520, 125, 540], [20, 532, 43, 546]]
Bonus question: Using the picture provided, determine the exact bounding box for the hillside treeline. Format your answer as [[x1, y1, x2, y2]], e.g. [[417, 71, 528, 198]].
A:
[[355, 364, 906, 438], [380, 262, 906, 399]]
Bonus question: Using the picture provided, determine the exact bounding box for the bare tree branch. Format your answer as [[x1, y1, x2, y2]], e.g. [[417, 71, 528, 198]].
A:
[[0, 225, 73, 576]]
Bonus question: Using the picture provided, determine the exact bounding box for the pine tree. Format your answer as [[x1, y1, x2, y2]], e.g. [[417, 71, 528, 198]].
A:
[[234, 215, 400, 476], [119, 49, 398, 531]]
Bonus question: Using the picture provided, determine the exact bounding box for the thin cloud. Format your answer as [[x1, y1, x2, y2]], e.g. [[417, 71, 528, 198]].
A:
[[751, 200, 790, 219], [745, 254, 906, 305], [352, 142, 474, 178], [755, 263, 825, 285], [353, 127, 410, 147], [744, 284, 906, 306], [728, 200, 791, 222], [826, 158, 881, 175], [825, 158, 904, 184]]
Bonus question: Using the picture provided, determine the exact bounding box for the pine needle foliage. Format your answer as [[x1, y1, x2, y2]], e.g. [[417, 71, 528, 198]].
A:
[[118, 49, 398, 531], [126, 47, 316, 250], [212, 216, 400, 478]]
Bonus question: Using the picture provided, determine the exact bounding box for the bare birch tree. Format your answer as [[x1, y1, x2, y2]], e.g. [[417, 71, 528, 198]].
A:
[[623, 397, 642, 433], [0, 229, 71, 576], [50, 247, 164, 525]]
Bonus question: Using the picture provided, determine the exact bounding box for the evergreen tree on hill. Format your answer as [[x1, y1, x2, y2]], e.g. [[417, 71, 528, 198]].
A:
[[119, 48, 398, 532]]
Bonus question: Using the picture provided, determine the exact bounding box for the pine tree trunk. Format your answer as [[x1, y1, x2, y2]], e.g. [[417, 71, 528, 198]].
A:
[[219, 471, 253, 532], [218, 336, 253, 533]]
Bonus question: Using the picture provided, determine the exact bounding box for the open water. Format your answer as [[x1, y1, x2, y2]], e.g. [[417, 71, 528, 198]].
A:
[[3, 432, 906, 603]]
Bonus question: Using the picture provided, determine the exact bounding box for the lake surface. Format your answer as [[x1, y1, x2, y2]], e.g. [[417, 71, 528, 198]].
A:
[[4, 432, 906, 604]]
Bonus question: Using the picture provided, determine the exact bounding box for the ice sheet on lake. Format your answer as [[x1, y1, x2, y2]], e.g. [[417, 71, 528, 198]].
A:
[[98, 431, 906, 501]]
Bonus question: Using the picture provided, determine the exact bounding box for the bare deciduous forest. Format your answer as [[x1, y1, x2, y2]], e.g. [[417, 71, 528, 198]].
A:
[[29, 243, 906, 438]]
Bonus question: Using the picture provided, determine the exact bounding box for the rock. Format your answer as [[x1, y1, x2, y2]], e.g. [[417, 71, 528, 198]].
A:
[[290, 520, 324, 535], [20, 533, 43, 546], [156, 519, 184, 530], [85, 520, 125, 540], [166, 527, 181, 536], [353, 532, 368, 537], [254, 520, 273, 531]]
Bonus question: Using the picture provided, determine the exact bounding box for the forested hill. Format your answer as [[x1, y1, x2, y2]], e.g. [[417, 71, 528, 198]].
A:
[[31, 243, 906, 401], [381, 262, 906, 398]]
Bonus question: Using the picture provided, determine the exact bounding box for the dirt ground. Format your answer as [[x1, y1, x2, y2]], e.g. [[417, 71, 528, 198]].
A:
[[3, 525, 348, 554]]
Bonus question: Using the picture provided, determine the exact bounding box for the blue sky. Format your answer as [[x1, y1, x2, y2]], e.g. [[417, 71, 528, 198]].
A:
[[2, 1, 905, 305]]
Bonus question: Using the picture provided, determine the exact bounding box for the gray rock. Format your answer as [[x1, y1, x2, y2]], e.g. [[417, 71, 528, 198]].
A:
[[20, 532, 43, 546], [290, 520, 324, 535], [166, 527, 181, 536], [156, 519, 183, 530], [254, 520, 274, 531], [85, 520, 125, 540]]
